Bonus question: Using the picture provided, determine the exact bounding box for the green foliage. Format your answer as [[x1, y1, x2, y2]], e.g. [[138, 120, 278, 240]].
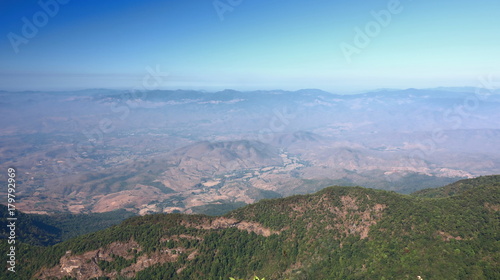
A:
[[230, 277, 266, 280], [0, 206, 135, 246], [191, 201, 247, 216], [412, 175, 500, 198], [5, 176, 500, 279], [98, 254, 136, 273]]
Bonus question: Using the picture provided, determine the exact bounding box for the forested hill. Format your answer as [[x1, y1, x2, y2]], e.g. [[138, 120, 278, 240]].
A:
[[411, 175, 500, 198], [0, 206, 134, 246], [2, 176, 499, 279]]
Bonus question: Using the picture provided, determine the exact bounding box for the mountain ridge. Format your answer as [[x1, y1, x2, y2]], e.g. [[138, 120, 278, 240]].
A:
[[3, 175, 499, 279], [2, 87, 499, 217]]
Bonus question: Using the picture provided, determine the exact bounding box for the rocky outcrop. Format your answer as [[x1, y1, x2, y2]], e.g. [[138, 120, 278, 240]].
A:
[[34, 239, 184, 280]]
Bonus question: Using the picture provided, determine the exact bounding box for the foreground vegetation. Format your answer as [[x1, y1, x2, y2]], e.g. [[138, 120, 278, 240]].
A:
[[1, 176, 499, 279], [0, 207, 135, 246]]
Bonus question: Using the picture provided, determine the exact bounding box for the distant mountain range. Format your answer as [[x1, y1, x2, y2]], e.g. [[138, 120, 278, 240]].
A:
[[2, 175, 499, 279], [0, 87, 499, 216]]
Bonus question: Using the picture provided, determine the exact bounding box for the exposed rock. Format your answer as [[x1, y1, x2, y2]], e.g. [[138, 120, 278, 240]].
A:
[[436, 231, 463, 242], [34, 239, 185, 280], [182, 217, 278, 237], [485, 202, 500, 212]]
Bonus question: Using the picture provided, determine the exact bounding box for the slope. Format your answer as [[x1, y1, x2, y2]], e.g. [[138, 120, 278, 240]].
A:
[[411, 175, 500, 198], [0, 206, 135, 246], [2, 176, 499, 280]]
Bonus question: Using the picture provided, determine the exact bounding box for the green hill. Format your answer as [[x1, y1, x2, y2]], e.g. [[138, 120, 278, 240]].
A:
[[411, 175, 500, 198], [1, 176, 499, 279], [0, 206, 135, 246]]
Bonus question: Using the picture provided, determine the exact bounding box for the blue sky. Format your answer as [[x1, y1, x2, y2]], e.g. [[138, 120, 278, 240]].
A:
[[1, 0, 499, 92]]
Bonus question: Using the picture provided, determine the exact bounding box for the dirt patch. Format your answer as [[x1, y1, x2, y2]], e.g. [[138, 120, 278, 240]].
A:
[[340, 195, 359, 210], [437, 231, 463, 241], [120, 249, 180, 278], [183, 217, 278, 237], [34, 239, 189, 280], [36, 249, 105, 280], [325, 196, 387, 239], [485, 202, 500, 212], [187, 249, 198, 260], [92, 184, 170, 213]]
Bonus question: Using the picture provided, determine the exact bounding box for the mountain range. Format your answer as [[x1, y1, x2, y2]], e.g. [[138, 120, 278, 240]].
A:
[[1, 175, 499, 279], [1, 88, 499, 216]]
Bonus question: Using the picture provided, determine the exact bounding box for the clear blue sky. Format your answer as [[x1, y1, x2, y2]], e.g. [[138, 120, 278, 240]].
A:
[[1, 0, 499, 92]]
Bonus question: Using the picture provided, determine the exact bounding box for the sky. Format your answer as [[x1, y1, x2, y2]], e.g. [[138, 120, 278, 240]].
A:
[[0, 0, 499, 93]]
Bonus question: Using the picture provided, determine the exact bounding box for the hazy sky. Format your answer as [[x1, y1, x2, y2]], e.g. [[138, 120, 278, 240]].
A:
[[1, 0, 499, 92]]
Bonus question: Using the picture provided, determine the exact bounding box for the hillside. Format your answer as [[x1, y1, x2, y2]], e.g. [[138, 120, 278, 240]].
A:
[[0, 206, 135, 246], [412, 175, 500, 198], [1, 176, 499, 279]]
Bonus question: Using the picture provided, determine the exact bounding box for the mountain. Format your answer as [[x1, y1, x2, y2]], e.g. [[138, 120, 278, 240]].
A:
[[4, 176, 499, 279], [412, 175, 500, 198], [161, 140, 283, 192], [1, 88, 499, 216], [0, 206, 135, 246]]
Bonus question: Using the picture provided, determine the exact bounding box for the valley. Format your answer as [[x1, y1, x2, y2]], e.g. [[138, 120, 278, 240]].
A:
[[3, 1, 499, 279], [1, 88, 499, 216]]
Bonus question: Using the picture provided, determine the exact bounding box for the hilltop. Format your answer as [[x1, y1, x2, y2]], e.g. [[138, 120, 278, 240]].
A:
[[412, 175, 500, 198], [2, 176, 499, 279]]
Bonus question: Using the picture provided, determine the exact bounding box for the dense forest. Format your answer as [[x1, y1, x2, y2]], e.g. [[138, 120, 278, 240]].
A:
[[0, 207, 135, 246], [1, 175, 499, 279]]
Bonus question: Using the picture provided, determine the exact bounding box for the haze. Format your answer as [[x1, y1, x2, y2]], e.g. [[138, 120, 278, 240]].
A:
[[1, 0, 499, 92], [1, 0, 500, 215]]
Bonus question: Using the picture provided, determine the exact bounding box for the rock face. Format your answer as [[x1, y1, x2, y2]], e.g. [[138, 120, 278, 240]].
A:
[[35, 190, 389, 279], [36, 240, 141, 279], [183, 216, 279, 237], [35, 239, 183, 279], [34, 217, 277, 279]]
